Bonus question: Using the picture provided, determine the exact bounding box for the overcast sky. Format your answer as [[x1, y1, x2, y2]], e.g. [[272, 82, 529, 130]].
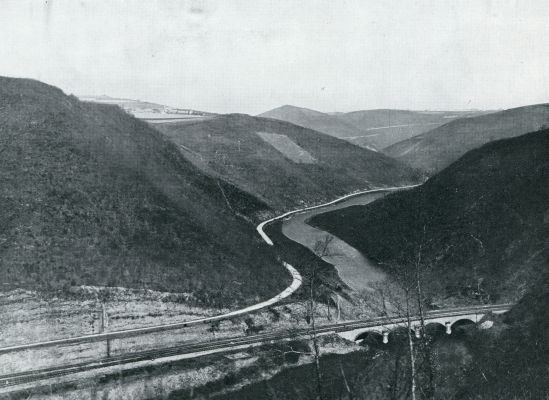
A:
[[1, 0, 549, 114]]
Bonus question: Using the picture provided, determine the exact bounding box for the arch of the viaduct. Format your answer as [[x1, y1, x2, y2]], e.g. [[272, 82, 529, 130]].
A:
[[338, 313, 492, 344]]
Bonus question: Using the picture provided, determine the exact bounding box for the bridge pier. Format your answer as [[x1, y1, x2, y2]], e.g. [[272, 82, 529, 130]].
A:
[[414, 326, 421, 339], [334, 306, 509, 344]]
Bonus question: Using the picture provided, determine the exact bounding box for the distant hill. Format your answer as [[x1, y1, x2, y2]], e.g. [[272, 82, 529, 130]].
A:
[[311, 128, 549, 303], [154, 114, 421, 211], [337, 109, 489, 149], [0, 77, 285, 307], [79, 95, 216, 123], [258, 105, 365, 144], [385, 104, 549, 173], [259, 105, 489, 150]]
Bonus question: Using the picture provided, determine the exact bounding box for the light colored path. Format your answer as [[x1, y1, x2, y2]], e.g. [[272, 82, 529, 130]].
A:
[[0, 185, 418, 355], [342, 123, 440, 139], [0, 303, 512, 394]]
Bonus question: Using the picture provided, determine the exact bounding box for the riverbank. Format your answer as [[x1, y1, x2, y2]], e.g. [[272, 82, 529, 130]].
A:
[[281, 190, 389, 293]]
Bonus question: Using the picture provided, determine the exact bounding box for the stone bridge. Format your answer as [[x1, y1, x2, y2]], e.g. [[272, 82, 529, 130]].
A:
[[337, 304, 511, 344]]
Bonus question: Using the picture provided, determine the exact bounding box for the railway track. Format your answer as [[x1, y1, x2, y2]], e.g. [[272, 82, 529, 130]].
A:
[[0, 303, 511, 389], [0, 186, 419, 389], [0, 334, 276, 388]]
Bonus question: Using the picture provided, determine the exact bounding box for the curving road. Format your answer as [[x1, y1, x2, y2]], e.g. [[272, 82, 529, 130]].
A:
[[0, 185, 419, 355], [257, 185, 420, 245], [0, 261, 301, 355], [0, 185, 424, 392], [2, 183, 515, 393], [260, 185, 420, 292]]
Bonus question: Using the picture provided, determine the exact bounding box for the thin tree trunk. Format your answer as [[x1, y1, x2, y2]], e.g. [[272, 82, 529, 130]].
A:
[[310, 268, 323, 400], [405, 291, 417, 400], [391, 344, 401, 400], [416, 227, 435, 399], [339, 362, 353, 400]]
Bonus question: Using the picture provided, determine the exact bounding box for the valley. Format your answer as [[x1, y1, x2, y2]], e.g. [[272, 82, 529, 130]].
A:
[[311, 128, 549, 304], [153, 114, 421, 211], [0, 79, 547, 400], [3, 2, 549, 399]]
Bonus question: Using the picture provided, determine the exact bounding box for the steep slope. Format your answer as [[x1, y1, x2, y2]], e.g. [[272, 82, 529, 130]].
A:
[[0, 77, 286, 307], [311, 129, 549, 303], [457, 269, 549, 399], [385, 104, 549, 173], [154, 114, 421, 211]]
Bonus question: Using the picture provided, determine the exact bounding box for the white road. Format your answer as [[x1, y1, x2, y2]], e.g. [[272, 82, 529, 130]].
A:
[[0, 185, 419, 355]]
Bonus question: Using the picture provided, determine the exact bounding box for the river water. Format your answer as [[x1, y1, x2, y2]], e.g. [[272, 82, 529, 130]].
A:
[[281, 191, 389, 293]]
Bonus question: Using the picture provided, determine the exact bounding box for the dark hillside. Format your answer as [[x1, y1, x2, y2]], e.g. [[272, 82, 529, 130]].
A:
[[457, 266, 549, 399], [0, 77, 286, 307], [155, 114, 420, 211], [311, 129, 549, 303]]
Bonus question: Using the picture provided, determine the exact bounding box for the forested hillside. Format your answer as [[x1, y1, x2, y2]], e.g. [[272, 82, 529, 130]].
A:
[[312, 129, 549, 303], [155, 114, 421, 211], [0, 77, 287, 307]]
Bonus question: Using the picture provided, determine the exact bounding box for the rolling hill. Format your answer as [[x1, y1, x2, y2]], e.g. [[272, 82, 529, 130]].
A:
[[385, 103, 549, 173], [0, 77, 286, 307], [258, 105, 365, 143], [153, 114, 421, 211], [259, 105, 489, 150], [337, 109, 489, 149], [311, 128, 549, 303]]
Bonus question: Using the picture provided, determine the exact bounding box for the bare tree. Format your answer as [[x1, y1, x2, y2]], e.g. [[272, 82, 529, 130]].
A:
[[208, 320, 221, 337], [339, 361, 354, 400], [306, 237, 334, 400], [358, 263, 422, 400], [405, 283, 417, 400], [294, 235, 341, 400], [414, 226, 435, 400]]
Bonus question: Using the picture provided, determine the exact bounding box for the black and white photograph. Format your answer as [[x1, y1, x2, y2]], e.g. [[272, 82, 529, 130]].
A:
[[0, 1, 548, 399]]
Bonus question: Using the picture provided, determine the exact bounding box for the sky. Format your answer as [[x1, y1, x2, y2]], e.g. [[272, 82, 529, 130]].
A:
[[1, 0, 549, 114]]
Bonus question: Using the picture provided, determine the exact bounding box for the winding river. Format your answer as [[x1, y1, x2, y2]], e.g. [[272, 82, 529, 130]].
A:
[[281, 190, 389, 292]]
